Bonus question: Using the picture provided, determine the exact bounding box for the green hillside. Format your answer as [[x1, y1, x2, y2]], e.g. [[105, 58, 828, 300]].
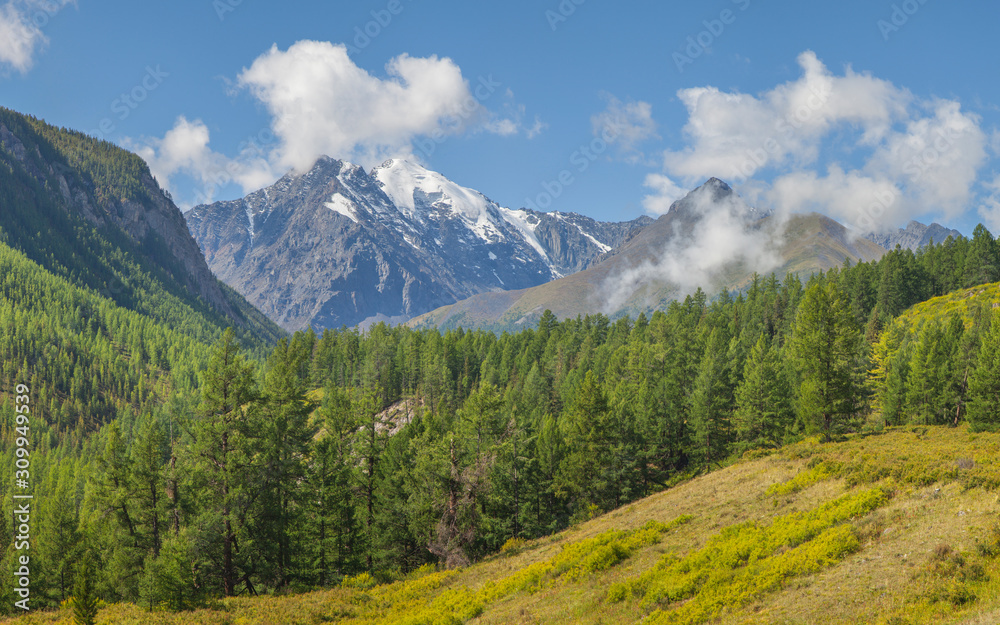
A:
[[4, 220, 1000, 619], [0, 107, 282, 354], [7, 425, 1000, 624]]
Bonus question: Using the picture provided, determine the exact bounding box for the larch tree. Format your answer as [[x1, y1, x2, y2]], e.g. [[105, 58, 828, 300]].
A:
[[791, 279, 862, 442]]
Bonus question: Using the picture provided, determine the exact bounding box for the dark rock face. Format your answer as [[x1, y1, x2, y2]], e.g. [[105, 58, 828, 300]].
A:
[[865, 220, 963, 251], [515, 210, 652, 276], [186, 157, 649, 331], [0, 118, 234, 317]]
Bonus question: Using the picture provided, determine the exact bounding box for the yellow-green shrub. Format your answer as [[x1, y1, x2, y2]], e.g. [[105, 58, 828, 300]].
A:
[[766, 460, 839, 496], [607, 487, 889, 623]]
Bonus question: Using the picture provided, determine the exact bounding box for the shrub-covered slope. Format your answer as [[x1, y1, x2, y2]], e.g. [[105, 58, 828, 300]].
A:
[[6, 426, 1000, 624]]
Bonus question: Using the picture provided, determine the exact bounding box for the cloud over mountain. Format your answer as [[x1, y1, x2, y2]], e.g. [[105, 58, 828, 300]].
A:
[[643, 51, 989, 233]]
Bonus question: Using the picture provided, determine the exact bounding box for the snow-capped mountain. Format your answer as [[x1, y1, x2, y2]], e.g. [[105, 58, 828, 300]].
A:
[[184, 157, 648, 331]]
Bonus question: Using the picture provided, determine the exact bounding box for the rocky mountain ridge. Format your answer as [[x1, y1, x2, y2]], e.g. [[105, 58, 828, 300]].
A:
[[185, 157, 649, 331]]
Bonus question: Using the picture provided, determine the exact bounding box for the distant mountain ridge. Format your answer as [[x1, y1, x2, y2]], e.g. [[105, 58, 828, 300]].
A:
[[185, 157, 649, 331], [864, 220, 964, 251], [411, 179, 888, 331]]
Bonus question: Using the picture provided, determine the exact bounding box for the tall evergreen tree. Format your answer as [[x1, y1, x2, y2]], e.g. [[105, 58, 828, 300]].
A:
[[689, 327, 734, 463], [191, 328, 259, 596], [791, 279, 862, 441], [733, 336, 794, 452], [963, 224, 1000, 287], [968, 310, 1000, 431], [252, 337, 316, 588]]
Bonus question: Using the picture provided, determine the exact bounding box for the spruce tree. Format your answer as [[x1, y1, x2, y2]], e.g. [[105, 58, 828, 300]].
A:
[[791, 279, 862, 441], [733, 336, 794, 452], [72, 560, 99, 625], [968, 310, 1000, 431]]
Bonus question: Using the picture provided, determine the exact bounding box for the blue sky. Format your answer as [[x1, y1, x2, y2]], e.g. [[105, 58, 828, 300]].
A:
[[2, 0, 998, 236]]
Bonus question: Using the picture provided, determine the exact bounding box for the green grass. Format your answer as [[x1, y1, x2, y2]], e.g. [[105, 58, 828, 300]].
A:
[[895, 282, 1000, 330], [8, 426, 1000, 624]]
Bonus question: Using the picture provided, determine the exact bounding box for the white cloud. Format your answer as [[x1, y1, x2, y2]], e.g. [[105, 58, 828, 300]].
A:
[[0, 0, 73, 74], [129, 41, 535, 205], [237, 41, 482, 172], [641, 173, 686, 215], [591, 93, 659, 164], [766, 166, 902, 231], [652, 50, 990, 233], [126, 116, 274, 207], [979, 174, 1000, 234], [865, 99, 985, 221]]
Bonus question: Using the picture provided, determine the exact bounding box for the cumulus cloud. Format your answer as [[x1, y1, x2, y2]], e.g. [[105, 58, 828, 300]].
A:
[[591, 93, 659, 164], [237, 41, 488, 172], [129, 41, 533, 205], [641, 173, 686, 215], [0, 0, 73, 74], [126, 116, 274, 207], [651, 50, 989, 233]]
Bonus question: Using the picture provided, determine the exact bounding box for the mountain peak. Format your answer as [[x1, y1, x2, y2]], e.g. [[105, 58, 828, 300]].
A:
[[704, 177, 733, 192], [667, 177, 751, 218]]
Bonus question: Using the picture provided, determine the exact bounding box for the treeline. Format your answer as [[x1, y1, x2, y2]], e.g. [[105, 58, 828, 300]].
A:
[[6, 225, 1000, 612]]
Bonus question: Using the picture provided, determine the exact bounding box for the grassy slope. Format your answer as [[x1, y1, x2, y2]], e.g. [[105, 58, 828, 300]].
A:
[[895, 282, 1000, 329], [7, 426, 1000, 625]]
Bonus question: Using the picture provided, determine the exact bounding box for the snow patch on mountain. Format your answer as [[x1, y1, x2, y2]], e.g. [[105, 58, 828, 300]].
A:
[[497, 207, 551, 262], [325, 192, 359, 223], [373, 159, 506, 243]]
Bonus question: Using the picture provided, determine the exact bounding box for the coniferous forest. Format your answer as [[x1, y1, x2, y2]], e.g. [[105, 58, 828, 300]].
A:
[[6, 216, 1000, 613]]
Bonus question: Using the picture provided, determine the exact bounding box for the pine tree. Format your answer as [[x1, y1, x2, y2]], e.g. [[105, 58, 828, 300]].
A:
[[963, 224, 1000, 287], [905, 321, 951, 425], [72, 559, 99, 625], [253, 337, 316, 588], [309, 385, 359, 584], [968, 310, 1000, 431], [556, 371, 615, 515], [689, 327, 734, 463], [733, 336, 794, 452], [791, 279, 862, 441], [191, 328, 259, 596]]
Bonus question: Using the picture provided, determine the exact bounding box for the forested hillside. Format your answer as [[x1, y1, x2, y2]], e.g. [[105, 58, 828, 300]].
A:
[[5, 220, 1000, 620], [0, 107, 282, 352]]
